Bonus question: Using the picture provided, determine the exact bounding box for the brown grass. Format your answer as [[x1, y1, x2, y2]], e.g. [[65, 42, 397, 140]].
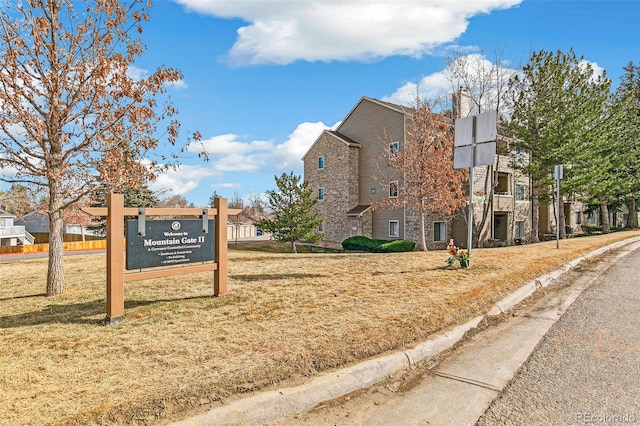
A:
[[1, 231, 639, 425]]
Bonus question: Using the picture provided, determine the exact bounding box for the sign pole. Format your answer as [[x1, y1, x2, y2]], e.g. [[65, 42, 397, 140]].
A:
[[467, 116, 477, 262], [555, 165, 563, 250], [454, 110, 496, 268]]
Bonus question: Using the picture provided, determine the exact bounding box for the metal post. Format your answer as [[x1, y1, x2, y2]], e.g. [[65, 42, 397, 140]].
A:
[[467, 116, 476, 263], [556, 176, 561, 249], [554, 165, 563, 250]]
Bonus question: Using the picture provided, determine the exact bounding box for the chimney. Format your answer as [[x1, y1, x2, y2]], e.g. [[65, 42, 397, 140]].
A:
[[452, 87, 473, 118]]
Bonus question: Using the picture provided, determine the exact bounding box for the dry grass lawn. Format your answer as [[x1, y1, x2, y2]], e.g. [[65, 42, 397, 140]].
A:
[[1, 231, 639, 425]]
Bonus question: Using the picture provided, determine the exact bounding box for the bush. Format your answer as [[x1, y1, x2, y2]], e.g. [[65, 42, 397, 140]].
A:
[[342, 236, 415, 252], [372, 239, 416, 253], [582, 225, 602, 235], [342, 236, 380, 251]]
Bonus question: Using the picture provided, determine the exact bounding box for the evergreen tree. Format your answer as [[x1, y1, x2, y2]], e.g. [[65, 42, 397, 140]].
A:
[[611, 61, 640, 228], [87, 184, 159, 235], [507, 49, 611, 241], [256, 172, 322, 253], [208, 191, 223, 208]]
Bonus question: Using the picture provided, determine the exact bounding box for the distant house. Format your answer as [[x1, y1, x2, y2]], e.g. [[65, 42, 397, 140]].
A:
[[0, 209, 35, 246], [14, 211, 101, 244], [302, 92, 534, 249], [227, 210, 262, 240]]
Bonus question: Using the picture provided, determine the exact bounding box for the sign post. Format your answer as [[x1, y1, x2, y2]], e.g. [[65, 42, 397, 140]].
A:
[[454, 111, 497, 266]]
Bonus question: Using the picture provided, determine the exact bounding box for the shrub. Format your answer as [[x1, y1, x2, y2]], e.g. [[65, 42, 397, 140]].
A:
[[342, 236, 381, 251], [342, 236, 415, 252], [372, 239, 416, 253], [582, 225, 602, 235]]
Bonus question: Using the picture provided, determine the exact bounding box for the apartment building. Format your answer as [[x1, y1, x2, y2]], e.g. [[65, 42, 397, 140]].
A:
[[303, 93, 534, 249]]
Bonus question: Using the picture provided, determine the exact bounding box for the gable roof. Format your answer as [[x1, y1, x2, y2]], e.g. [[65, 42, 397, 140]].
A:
[[0, 209, 16, 218], [301, 128, 362, 161], [15, 211, 49, 233], [335, 96, 409, 135], [346, 205, 372, 217]]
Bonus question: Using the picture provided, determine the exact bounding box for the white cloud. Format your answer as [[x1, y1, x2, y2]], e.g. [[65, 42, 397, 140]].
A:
[[186, 121, 329, 176], [175, 0, 523, 65], [149, 163, 220, 196], [382, 72, 452, 106], [579, 59, 606, 81], [274, 121, 329, 170], [383, 53, 519, 111]]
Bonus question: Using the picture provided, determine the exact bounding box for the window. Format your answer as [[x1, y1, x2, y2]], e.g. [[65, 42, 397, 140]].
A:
[[433, 221, 446, 242], [495, 172, 510, 195], [575, 211, 582, 225], [515, 148, 526, 166], [389, 181, 398, 198], [318, 221, 325, 233], [389, 220, 399, 237], [515, 221, 525, 239], [515, 184, 527, 201], [318, 187, 324, 200], [588, 211, 596, 225], [318, 156, 324, 169], [389, 141, 399, 158]]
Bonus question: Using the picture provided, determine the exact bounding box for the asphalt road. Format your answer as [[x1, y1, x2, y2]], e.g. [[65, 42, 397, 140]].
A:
[[477, 246, 640, 425], [256, 242, 640, 426], [0, 249, 107, 262]]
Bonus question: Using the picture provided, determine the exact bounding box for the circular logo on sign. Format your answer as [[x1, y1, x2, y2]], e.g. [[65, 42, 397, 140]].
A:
[[171, 221, 181, 231]]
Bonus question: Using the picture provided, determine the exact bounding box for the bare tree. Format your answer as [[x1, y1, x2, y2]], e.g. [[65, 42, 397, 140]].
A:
[[0, 0, 201, 295], [247, 192, 266, 216], [158, 194, 195, 208], [444, 49, 516, 246], [375, 94, 468, 250]]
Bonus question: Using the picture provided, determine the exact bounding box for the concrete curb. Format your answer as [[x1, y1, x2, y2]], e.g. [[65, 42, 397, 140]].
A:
[[488, 236, 640, 315], [172, 236, 640, 426]]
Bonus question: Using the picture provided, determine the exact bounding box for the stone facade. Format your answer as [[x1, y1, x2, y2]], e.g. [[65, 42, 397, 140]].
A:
[[303, 131, 361, 243]]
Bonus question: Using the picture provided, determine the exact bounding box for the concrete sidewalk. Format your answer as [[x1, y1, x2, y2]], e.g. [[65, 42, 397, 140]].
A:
[[171, 237, 640, 426]]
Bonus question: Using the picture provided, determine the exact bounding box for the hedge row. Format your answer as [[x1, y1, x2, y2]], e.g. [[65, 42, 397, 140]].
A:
[[341, 236, 416, 253]]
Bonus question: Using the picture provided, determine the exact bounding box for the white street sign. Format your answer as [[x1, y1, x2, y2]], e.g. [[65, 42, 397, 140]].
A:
[[454, 116, 474, 147], [475, 111, 497, 143]]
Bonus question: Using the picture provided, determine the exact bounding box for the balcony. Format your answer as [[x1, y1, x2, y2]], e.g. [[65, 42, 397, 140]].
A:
[[494, 193, 514, 212], [0, 225, 35, 245]]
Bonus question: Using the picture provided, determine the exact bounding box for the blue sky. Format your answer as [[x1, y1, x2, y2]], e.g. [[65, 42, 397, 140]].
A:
[[4, 0, 638, 207]]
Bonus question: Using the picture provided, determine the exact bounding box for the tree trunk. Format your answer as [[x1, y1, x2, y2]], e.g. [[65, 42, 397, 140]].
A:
[[46, 207, 65, 296], [291, 239, 297, 254], [530, 181, 540, 243], [600, 200, 610, 234], [419, 209, 427, 251], [626, 197, 638, 228], [559, 198, 566, 239]]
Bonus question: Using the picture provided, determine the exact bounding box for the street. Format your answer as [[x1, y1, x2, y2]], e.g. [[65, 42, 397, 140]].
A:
[[264, 243, 640, 426], [478, 245, 640, 425]]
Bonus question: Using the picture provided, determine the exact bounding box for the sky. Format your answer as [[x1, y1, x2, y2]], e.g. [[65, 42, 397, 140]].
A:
[[3, 0, 640, 207]]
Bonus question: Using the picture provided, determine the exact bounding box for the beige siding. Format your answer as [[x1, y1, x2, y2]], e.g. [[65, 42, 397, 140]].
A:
[[339, 99, 406, 240]]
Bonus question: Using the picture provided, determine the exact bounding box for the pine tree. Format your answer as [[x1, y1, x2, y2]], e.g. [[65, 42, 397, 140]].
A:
[[611, 61, 640, 228], [507, 49, 611, 241], [256, 172, 322, 253]]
